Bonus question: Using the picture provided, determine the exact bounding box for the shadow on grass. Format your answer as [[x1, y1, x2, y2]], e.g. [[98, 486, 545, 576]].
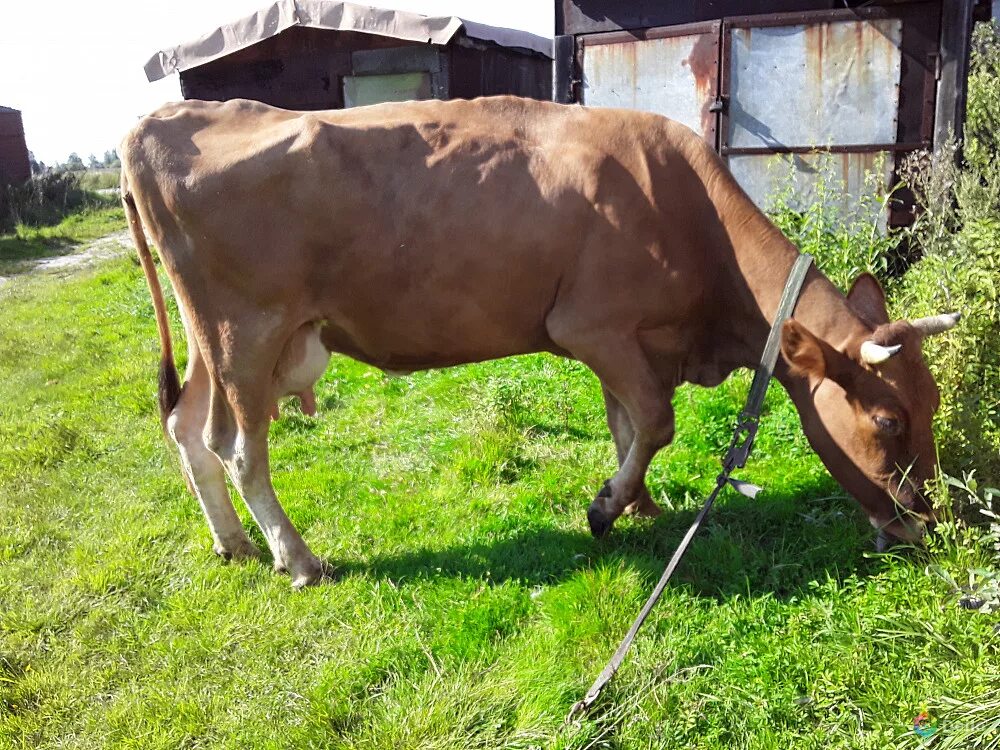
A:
[[527, 421, 602, 442], [336, 476, 893, 601]]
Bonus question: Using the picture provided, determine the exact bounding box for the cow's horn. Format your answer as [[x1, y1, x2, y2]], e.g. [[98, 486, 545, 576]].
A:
[[860, 341, 902, 365], [910, 312, 961, 336]]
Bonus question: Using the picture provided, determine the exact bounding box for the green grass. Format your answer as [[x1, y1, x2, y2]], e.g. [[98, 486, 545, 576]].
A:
[[0, 257, 996, 749], [78, 170, 121, 192], [0, 205, 125, 276]]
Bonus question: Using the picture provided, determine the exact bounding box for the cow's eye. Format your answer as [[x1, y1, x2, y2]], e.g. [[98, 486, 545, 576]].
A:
[[872, 414, 901, 436]]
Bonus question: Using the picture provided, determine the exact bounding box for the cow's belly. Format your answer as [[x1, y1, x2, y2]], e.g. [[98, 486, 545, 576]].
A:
[[317, 282, 561, 370]]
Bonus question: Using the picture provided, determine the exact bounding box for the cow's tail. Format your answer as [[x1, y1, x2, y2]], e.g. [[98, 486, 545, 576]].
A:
[[122, 183, 181, 431]]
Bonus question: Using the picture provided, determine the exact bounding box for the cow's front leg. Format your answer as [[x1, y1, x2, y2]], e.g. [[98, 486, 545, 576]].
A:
[[602, 385, 663, 518], [590, 394, 675, 537], [550, 330, 675, 537]]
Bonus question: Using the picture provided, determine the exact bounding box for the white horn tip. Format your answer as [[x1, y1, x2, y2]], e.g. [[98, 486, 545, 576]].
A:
[[860, 341, 902, 365], [910, 311, 962, 336]]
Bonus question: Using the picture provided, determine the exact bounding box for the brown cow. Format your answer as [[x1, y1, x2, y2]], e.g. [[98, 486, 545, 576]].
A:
[[121, 97, 957, 588]]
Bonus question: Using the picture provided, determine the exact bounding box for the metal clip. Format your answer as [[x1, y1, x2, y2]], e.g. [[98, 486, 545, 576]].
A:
[[722, 415, 759, 472]]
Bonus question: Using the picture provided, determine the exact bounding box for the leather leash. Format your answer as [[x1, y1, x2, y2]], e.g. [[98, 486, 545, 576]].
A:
[[567, 253, 814, 722]]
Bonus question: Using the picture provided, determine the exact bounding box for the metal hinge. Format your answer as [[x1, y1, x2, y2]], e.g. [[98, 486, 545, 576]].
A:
[[709, 96, 728, 114]]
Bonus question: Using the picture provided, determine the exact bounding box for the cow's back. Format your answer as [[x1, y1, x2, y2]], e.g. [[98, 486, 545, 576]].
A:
[[122, 97, 743, 371]]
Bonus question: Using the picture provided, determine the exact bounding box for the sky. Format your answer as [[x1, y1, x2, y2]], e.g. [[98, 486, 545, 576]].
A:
[[0, 1, 553, 166]]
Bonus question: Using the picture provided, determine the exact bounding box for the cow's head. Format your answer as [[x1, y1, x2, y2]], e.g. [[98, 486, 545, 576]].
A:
[[780, 274, 959, 547]]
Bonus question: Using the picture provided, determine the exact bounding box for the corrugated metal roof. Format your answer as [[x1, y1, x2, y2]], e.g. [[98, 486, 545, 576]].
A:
[[144, 0, 552, 82]]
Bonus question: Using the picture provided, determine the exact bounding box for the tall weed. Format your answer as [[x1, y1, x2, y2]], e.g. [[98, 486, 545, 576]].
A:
[[0, 171, 113, 233], [965, 20, 1000, 178], [766, 154, 899, 291], [895, 146, 1000, 483]]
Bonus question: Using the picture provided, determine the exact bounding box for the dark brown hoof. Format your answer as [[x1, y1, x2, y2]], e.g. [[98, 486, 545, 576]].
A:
[[588, 500, 612, 538], [588, 480, 615, 538]]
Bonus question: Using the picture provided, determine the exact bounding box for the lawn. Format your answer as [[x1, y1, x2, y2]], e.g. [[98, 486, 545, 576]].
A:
[[0, 206, 126, 277], [0, 252, 997, 749]]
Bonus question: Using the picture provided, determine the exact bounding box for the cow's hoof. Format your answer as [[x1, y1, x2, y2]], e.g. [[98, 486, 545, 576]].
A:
[[290, 556, 326, 590], [214, 538, 260, 562], [623, 490, 663, 518], [588, 480, 615, 538], [588, 503, 612, 538]]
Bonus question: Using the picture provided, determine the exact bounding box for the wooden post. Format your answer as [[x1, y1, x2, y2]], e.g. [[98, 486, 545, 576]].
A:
[[934, 0, 976, 160], [553, 35, 576, 103]]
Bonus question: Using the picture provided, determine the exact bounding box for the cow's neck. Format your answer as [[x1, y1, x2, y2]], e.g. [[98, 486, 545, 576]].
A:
[[713, 193, 870, 385]]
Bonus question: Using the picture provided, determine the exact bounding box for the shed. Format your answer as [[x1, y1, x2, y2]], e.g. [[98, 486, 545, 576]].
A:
[[554, 0, 992, 224], [0, 106, 31, 186], [145, 0, 552, 110]]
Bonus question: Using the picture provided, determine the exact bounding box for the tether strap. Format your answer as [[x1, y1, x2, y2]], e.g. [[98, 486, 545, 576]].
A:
[[567, 253, 813, 722]]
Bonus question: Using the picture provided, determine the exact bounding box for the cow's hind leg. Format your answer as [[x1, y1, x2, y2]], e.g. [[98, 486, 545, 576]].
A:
[[167, 352, 259, 560], [602, 386, 663, 518], [205, 364, 324, 589]]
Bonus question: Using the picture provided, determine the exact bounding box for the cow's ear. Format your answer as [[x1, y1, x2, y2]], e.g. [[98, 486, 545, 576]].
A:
[[847, 273, 890, 326], [780, 319, 826, 380]]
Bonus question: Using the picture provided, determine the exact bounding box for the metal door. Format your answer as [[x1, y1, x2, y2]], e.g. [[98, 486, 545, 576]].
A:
[[720, 11, 906, 217], [580, 22, 721, 145]]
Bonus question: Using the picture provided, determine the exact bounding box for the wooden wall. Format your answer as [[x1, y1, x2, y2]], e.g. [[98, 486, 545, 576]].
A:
[[179, 27, 551, 110], [0, 109, 31, 185]]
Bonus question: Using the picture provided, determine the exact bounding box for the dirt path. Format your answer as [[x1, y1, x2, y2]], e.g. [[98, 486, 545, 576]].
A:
[[0, 230, 134, 290]]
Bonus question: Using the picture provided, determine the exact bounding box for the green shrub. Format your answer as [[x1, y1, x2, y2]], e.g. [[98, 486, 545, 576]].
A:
[[766, 154, 899, 291], [964, 20, 1000, 178], [1, 170, 115, 233], [895, 147, 1000, 483]]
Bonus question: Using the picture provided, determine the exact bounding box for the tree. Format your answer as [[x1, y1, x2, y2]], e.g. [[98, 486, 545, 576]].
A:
[[28, 151, 46, 175], [103, 149, 120, 168], [64, 152, 85, 171], [87, 154, 100, 169]]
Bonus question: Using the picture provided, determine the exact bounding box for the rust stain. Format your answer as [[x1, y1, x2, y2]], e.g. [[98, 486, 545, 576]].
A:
[[804, 23, 824, 88], [684, 33, 717, 140], [804, 23, 825, 131], [856, 22, 869, 89]]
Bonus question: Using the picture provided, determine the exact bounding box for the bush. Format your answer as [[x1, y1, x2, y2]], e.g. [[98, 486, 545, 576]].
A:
[[964, 20, 1000, 178], [1, 170, 113, 233], [887, 21, 1000, 484], [78, 169, 121, 192], [766, 154, 900, 291], [895, 147, 1000, 483]]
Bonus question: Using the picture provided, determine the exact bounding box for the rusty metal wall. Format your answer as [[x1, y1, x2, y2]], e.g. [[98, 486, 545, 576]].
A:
[[581, 26, 719, 142], [727, 19, 903, 148], [721, 16, 903, 222], [728, 151, 894, 228], [562, 2, 956, 225]]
